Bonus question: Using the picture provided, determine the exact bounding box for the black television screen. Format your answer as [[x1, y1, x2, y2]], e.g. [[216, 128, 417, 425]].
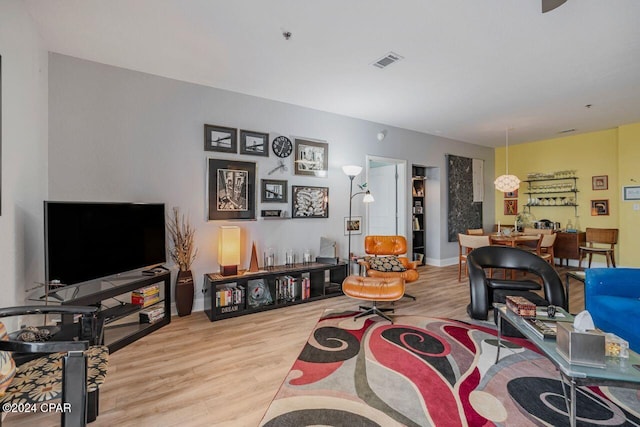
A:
[[45, 201, 166, 286]]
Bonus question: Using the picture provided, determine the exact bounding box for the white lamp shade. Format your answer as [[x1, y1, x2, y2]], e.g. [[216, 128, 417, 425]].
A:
[[494, 174, 521, 192], [342, 165, 362, 177], [218, 226, 241, 266], [362, 191, 374, 203]]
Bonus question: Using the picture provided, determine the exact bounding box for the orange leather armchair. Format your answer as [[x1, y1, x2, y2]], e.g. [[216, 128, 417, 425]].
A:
[[358, 235, 420, 283]]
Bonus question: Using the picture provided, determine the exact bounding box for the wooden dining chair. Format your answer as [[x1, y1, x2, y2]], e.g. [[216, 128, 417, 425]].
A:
[[458, 233, 491, 282], [579, 228, 618, 268], [466, 228, 484, 235], [538, 233, 557, 265]]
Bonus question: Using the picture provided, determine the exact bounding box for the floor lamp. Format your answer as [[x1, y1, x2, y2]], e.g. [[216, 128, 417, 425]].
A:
[[343, 165, 374, 272]]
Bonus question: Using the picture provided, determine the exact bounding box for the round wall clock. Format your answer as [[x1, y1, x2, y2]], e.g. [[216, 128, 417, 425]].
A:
[[272, 136, 293, 158]]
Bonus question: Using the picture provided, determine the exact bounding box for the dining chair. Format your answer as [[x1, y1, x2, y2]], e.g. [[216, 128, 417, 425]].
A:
[[466, 228, 484, 235], [538, 233, 557, 264], [579, 228, 618, 268], [458, 233, 491, 282]]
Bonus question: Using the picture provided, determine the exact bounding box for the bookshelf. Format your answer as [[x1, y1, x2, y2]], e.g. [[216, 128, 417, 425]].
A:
[[203, 262, 348, 321], [412, 164, 426, 265]]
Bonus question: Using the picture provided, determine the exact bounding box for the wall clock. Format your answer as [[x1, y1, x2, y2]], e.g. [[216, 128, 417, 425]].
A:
[[272, 136, 293, 158]]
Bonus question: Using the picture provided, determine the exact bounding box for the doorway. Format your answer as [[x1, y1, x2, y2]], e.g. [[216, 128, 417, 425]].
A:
[[366, 156, 407, 238]]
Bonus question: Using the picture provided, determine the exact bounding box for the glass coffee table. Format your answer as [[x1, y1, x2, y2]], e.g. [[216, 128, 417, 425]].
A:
[[565, 270, 585, 312], [494, 303, 640, 427]]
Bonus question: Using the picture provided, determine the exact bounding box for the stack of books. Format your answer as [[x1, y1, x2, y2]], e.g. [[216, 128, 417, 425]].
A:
[[276, 276, 298, 302], [139, 306, 164, 324], [216, 284, 245, 308], [131, 284, 160, 307]]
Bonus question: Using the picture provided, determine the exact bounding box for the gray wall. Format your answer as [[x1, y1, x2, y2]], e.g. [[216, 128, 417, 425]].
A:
[[0, 1, 49, 310], [48, 53, 495, 312]]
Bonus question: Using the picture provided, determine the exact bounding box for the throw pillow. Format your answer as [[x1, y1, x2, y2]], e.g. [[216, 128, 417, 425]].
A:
[[365, 256, 407, 272], [0, 322, 17, 396]]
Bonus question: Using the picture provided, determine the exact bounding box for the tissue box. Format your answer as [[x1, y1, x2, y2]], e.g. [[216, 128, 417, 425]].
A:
[[506, 295, 536, 317], [605, 333, 629, 359], [556, 322, 606, 368]]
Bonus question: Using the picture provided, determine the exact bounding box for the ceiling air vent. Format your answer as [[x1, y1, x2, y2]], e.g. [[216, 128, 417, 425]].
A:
[[372, 52, 404, 69]]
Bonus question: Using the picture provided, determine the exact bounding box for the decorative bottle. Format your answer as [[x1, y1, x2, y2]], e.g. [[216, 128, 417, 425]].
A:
[[566, 219, 573, 231]]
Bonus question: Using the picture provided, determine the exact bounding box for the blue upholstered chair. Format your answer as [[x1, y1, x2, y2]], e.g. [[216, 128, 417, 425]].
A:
[[585, 268, 640, 352]]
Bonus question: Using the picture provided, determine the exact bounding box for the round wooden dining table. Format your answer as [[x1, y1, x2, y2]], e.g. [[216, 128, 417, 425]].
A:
[[489, 233, 541, 247]]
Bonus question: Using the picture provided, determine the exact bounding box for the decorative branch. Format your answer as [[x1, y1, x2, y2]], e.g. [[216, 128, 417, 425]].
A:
[[167, 207, 198, 271]]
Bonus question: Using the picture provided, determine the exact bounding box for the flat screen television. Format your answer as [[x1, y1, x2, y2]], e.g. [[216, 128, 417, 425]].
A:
[[45, 201, 166, 286]]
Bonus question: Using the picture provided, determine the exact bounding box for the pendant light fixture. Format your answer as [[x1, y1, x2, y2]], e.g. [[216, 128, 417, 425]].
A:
[[494, 128, 520, 192]]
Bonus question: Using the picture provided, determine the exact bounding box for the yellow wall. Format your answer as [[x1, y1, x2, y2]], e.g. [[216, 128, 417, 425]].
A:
[[495, 124, 639, 267], [618, 123, 640, 266]]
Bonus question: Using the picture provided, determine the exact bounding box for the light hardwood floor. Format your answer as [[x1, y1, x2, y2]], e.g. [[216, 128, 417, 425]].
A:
[[7, 264, 585, 427]]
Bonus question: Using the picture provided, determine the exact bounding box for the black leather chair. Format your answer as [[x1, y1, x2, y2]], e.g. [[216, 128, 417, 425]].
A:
[[466, 246, 566, 320]]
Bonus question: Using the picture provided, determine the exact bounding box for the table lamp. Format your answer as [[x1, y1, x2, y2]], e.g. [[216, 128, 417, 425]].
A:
[[219, 226, 240, 276]]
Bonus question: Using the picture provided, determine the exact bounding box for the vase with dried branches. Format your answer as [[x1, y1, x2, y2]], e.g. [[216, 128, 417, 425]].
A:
[[167, 207, 198, 316]]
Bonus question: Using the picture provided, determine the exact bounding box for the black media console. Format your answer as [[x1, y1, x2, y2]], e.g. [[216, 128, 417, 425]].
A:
[[29, 271, 171, 352]]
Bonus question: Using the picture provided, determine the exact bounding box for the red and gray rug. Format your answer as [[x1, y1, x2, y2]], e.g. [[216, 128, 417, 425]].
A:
[[260, 310, 640, 426]]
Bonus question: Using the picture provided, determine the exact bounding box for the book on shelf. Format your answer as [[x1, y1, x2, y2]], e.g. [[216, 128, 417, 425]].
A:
[[139, 306, 165, 323], [522, 318, 557, 339], [131, 293, 160, 307], [133, 284, 160, 296], [247, 279, 273, 307], [215, 283, 245, 308]]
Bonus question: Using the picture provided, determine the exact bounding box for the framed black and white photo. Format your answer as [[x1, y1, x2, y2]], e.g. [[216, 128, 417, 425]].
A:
[[294, 139, 328, 177], [207, 158, 256, 220], [292, 186, 329, 218], [591, 199, 609, 216], [240, 130, 269, 157], [204, 124, 237, 153], [261, 179, 287, 203], [344, 216, 362, 235]]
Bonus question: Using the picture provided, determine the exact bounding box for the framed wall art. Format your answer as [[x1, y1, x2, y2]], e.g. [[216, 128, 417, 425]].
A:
[[261, 179, 287, 203], [344, 216, 362, 235], [204, 124, 237, 153], [504, 189, 518, 198], [591, 199, 609, 216], [294, 139, 328, 177], [592, 175, 608, 190], [292, 186, 329, 218], [207, 158, 256, 220], [240, 130, 269, 157], [504, 199, 517, 215], [623, 186, 640, 201]]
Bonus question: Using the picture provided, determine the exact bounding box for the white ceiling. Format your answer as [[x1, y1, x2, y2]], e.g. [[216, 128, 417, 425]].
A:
[[24, 0, 640, 147]]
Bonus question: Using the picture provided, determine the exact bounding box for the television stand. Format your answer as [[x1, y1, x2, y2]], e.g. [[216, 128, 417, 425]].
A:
[[29, 271, 171, 352]]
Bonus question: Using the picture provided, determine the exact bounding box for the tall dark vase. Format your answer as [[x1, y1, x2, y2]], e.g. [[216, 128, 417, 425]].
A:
[[175, 270, 194, 317]]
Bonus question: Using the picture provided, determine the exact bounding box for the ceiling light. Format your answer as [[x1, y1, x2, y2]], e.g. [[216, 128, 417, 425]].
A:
[[494, 128, 520, 193]]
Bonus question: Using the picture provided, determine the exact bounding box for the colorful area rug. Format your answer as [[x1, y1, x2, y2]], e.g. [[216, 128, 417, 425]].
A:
[[260, 310, 640, 426]]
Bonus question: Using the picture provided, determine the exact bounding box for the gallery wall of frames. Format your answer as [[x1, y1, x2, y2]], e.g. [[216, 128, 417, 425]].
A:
[[204, 124, 331, 222]]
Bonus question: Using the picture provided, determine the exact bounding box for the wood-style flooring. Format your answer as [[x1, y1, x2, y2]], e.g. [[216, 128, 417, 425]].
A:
[[6, 264, 586, 427]]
